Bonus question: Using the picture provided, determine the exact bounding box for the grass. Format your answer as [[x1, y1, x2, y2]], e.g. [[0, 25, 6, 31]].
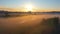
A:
[[0, 17, 59, 34]]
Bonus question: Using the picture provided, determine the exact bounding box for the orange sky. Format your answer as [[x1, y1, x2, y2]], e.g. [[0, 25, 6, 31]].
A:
[[0, 0, 60, 12], [0, 6, 60, 12]]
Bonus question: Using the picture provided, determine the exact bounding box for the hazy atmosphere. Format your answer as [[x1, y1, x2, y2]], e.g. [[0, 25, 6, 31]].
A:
[[0, 0, 60, 34]]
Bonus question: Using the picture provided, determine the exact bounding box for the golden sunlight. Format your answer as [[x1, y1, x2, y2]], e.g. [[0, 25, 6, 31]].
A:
[[25, 4, 33, 12]]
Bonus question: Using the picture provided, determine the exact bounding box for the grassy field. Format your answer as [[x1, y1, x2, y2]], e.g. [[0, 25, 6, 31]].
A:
[[0, 15, 60, 34]]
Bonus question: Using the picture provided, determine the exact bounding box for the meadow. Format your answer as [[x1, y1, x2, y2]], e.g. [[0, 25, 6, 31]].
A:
[[0, 14, 60, 34]]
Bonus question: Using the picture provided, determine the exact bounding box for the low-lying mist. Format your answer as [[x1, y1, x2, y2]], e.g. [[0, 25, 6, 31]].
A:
[[0, 15, 60, 34]]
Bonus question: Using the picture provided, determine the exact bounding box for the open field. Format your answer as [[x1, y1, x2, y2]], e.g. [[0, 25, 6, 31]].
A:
[[0, 14, 60, 34]]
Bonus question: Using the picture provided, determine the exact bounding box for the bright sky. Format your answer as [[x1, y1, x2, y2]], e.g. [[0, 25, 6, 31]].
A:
[[0, 0, 60, 12]]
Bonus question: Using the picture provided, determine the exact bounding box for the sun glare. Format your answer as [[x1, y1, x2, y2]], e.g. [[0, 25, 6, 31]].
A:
[[25, 4, 33, 12]]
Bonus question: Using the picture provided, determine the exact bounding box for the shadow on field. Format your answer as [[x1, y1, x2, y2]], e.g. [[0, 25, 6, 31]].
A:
[[29, 17, 60, 34], [40, 17, 60, 34], [0, 17, 60, 34]]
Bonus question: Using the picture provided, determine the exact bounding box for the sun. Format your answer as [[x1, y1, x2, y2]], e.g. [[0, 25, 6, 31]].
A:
[[25, 4, 33, 12]]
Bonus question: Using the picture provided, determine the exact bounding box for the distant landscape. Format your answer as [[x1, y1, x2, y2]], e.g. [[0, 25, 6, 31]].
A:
[[0, 10, 60, 17]]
